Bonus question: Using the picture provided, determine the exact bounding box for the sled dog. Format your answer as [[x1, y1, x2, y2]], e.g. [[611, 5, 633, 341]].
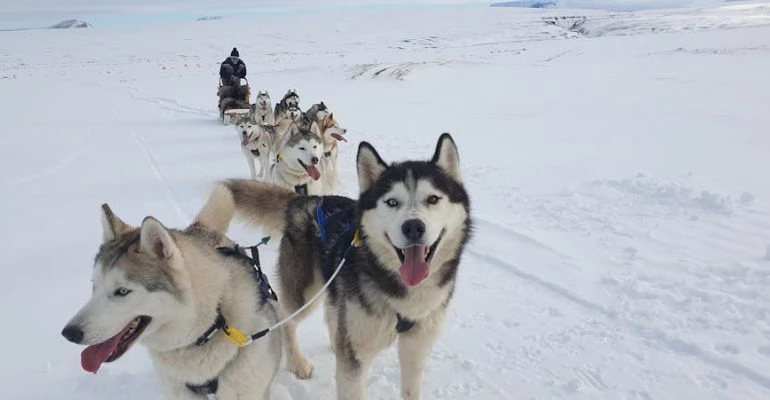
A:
[[269, 124, 324, 196], [237, 117, 276, 179], [252, 90, 275, 126], [315, 113, 347, 195], [274, 105, 305, 152], [305, 101, 330, 124], [199, 133, 472, 400], [274, 89, 300, 122], [60, 199, 283, 399]]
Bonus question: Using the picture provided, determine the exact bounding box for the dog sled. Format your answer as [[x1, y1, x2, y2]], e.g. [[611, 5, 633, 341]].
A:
[[218, 77, 252, 124]]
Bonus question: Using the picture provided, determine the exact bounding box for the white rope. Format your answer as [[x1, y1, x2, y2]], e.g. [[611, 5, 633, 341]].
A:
[[261, 255, 347, 334]]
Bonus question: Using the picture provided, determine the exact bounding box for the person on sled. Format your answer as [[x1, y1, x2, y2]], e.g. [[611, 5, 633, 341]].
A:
[[220, 47, 247, 87]]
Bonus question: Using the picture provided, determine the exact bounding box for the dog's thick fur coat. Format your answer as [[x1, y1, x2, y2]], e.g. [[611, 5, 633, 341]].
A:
[[199, 133, 472, 399], [61, 195, 283, 399]]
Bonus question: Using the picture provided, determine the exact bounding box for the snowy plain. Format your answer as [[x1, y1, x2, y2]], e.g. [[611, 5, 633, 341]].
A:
[[2, 1, 770, 399]]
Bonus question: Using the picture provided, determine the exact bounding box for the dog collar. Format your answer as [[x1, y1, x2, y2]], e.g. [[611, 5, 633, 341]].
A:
[[324, 151, 332, 158], [396, 313, 416, 333], [194, 307, 226, 347], [294, 184, 308, 195], [186, 378, 218, 397]]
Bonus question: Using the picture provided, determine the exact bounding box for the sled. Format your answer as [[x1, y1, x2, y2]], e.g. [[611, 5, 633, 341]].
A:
[[222, 108, 252, 124], [218, 77, 252, 125]]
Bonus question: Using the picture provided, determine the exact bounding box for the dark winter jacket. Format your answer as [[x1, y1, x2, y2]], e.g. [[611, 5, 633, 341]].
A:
[[220, 56, 247, 84]]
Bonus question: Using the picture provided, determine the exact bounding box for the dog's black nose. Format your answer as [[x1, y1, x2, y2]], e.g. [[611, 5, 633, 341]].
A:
[[311, 157, 319, 164], [61, 325, 84, 344], [402, 219, 426, 242]]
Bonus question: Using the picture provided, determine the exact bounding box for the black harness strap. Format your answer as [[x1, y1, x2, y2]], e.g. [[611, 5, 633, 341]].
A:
[[294, 184, 308, 195], [185, 241, 276, 397], [195, 308, 227, 346], [396, 313, 416, 333], [186, 379, 218, 397], [324, 151, 332, 158], [313, 200, 416, 334]]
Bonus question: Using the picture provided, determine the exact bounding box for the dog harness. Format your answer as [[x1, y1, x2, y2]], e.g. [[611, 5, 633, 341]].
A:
[[314, 199, 417, 334], [184, 239, 276, 399], [294, 184, 308, 195]]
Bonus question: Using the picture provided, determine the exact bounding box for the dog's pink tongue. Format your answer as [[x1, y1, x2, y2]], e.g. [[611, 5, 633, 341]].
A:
[[81, 337, 120, 374], [306, 165, 321, 181], [399, 245, 430, 287], [331, 133, 347, 142]]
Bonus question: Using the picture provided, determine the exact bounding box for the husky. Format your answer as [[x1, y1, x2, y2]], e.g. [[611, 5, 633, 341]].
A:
[[199, 133, 472, 400], [268, 124, 324, 196], [252, 90, 275, 126], [305, 101, 330, 124], [273, 105, 305, 153], [273, 89, 300, 122], [236, 117, 276, 179], [315, 113, 348, 195], [60, 198, 284, 399]]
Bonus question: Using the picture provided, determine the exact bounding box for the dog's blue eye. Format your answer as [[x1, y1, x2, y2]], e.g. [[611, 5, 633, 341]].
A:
[[427, 195, 441, 205], [385, 199, 399, 208], [114, 287, 132, 297]]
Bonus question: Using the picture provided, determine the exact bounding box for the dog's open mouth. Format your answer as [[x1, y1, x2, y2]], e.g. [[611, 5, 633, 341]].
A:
[[392, 229, 444, 287], [298, 159, 321, 181], [81, 316, 151, 374], [331, 133, 347, 142]]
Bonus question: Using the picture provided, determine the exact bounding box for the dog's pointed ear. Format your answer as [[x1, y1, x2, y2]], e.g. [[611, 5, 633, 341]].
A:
[[431, 133, 462, 182], [101, 203, 132, 242], [357, 142, 388, 193], [310, 121, 321, 135], [139, 217, 178, 262]]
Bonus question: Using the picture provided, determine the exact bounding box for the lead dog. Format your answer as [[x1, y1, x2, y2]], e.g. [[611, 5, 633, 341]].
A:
[[199, 133, 472, 399], [60, 199, 283, 399]]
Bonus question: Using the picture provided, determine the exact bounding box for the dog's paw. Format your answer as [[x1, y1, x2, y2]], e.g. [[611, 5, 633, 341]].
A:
[[288, 357, 313, 380]]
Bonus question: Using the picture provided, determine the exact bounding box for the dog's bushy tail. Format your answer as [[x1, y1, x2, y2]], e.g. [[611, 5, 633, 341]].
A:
[[194, 179, 296, 236]]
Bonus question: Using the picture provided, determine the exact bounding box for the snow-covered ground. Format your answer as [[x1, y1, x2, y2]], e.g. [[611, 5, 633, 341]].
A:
[[2, 1, 770, 399]]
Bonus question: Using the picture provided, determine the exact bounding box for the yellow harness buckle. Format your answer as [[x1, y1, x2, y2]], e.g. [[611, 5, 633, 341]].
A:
[[224, 326, 251, 347], [351, 230, 364, 247]]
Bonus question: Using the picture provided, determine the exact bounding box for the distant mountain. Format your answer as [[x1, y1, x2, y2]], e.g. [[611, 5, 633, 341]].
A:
[[491, 0, 557, 8], [197, 16, 223, 21], [48, 19, 92, 29]]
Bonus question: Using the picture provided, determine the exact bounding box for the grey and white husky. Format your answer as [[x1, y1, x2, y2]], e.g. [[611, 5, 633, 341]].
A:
[[269, 124, 324, 195], [305, 101, 330, 124], [252, 90, 275, 126], [236, 117, 275, 179], [199, 133, 472, 399], [60, 200, 283, 399], [314, 113, 347, 195]]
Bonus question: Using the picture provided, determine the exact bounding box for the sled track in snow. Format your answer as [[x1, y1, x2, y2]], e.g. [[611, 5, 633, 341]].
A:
[[111, 107, 190, 225], [467, 245, 770, 390], [124, 86, 218, 119]]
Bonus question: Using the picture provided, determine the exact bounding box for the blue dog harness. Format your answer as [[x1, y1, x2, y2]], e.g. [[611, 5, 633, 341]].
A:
[[314, 199, 416, 334]]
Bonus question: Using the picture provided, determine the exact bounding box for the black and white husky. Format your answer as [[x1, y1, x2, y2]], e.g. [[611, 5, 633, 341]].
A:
[[273, 89, 300, 122], [200, 133, 472, 399]]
